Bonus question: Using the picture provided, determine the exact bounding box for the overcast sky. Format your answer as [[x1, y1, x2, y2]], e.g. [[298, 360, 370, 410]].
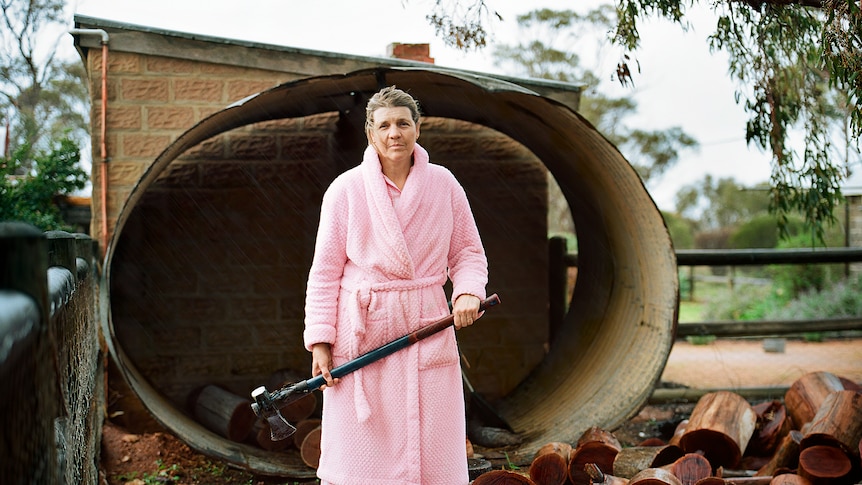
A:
[[64, 0, 784, 210]]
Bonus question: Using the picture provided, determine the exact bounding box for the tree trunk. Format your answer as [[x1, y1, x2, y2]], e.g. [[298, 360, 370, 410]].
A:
[[472, 469, 537, 484], [299, 424, 322, 469], [191, 384, 257, 442], [570, 427, 623, 485], [628, 467, 683, 485], [613, 445, 685, 479], [783, 372, 845, 430], [756, 430, 803, 477], [679, 391, 757, 470], [661, 453, 712, 485], [530, 442, 572, 485], [797, 445, 852, 484]]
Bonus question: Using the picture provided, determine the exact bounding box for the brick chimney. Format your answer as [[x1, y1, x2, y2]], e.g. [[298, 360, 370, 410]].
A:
[[387, 43, 435, 64]]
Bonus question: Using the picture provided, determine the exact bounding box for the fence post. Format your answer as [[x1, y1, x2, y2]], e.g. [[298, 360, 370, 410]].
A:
[[0, 222, 59, 484]]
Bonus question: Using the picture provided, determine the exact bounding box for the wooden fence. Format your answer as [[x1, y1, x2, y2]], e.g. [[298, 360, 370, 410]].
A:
[[0, 223, 103, 485]]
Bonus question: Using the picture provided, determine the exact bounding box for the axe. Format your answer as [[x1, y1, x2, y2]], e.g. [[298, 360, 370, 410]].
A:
[[251, 293, 501, 441]]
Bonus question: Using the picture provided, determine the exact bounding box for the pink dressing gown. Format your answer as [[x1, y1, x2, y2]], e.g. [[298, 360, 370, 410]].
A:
[[303, 143, 488, 485]]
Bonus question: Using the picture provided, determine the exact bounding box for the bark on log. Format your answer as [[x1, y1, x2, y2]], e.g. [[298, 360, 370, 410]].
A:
[[292, 418, 321, 450], [756, 430, 803, 477], [662, 453, 712, 485], [471, 469, 537, 484], [797, 445, 852, 484], [747, 400, 792, 457], [679, 391, 757, 470], [586, 463, 630, 485], [570, 427, 623, 485], [299, 425, 321, 469], [784, 372, 845, 430], [191, 384, 257, 442], [530, 442, 572, 485], [628, 467, 684, 485], [614, 445, 685, 479], [800, 390, 862, 458]]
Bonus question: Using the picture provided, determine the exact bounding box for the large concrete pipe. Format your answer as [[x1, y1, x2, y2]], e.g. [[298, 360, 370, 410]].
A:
[[103, 67, 678, 477]]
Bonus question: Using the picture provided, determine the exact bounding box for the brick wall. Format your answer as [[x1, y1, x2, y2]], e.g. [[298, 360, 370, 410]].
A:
[[93, 48, 549, 407]]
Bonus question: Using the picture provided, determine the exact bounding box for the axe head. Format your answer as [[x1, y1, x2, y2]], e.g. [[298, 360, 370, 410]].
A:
[[251, 386, 297, 441]]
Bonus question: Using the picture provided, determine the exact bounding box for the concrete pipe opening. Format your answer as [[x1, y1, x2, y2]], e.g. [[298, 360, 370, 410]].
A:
[[103, 68, 679, 477]]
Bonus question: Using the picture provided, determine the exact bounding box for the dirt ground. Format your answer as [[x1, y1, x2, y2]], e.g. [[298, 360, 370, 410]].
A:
[[99, 337, 862, 485]]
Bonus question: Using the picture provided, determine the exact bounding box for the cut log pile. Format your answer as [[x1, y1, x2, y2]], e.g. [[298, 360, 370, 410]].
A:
[[506, 371, 861, 485]]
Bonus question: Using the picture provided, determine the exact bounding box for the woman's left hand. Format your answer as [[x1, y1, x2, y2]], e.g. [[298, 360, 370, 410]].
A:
[[452, 294, 481, 329]]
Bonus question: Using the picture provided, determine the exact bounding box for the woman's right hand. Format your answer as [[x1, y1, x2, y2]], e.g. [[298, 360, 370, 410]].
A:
[[311, 343, 339, 389]]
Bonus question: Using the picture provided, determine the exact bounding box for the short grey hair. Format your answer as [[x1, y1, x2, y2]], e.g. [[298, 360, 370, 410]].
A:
[[365, 86, 421, 131]]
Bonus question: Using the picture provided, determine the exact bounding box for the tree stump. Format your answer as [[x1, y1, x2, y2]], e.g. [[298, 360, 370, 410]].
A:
[[784, 372, 845, 430], [614, 445, 685, 479], [678, 391, 757, 470], [530, 442, 572, 485]]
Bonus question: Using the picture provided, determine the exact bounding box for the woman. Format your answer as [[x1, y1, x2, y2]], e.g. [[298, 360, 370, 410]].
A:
[[303, 86, 488, 485]]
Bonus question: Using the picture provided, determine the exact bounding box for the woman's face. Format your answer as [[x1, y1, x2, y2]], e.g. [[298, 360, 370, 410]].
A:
[[367, 106, 420, 165]]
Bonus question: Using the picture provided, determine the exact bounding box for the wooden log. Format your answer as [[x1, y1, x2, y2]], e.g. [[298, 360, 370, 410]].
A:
[[800, 390, 862, 458], [768, 474, 811, 485], [784, 372, 845, 430], [586, 463, 630, 485], [191, 384, 256, 442], [797, 445, 852, 484], [670, 420, 689, 448], [628, 467, 684, 485], [756, 430, 803, 477], [693, 478, 724, 485], [292, 418, 321, 450], [746, 400, 792, 457], [299, 425, 321, 469], [614, 445, 686, 479], [530, 442, 572, 485], [662, 453, 712, 485], [679, 391, 757, 470], [570, 427, 623, 485], [471, 469, 537, 484]]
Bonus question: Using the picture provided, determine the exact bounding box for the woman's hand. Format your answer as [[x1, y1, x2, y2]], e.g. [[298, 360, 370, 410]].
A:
[[452, 294, 481, 330], [311, 343, 339, 389]]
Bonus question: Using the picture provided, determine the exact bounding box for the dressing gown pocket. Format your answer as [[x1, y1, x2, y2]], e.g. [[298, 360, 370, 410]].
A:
[[417, 325, 459, 370]]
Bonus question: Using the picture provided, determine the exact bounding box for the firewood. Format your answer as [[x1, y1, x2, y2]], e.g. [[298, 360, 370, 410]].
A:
[[530, 442, 572, 485], [693, 478, 724, 485], [669, 420, 688, 448], [471, 469, 537, 484], [755, 430, 803, 477], [628, 467, 684, 485], [569, 427, 622, 485], [746, 400, 791, 457], [768, 474, 812, 485], [614, 445, 685, 479], [191, 384, 257, 442], [292, 418, 321, 450], [797, 445, 852, 484], [299, 424, 321, 469], [799, 390, 862, 457], [661, 453, 712, 485], [784, 372, 845, 430], [586, 463, 630, 485], [679, 391, 757, 470]]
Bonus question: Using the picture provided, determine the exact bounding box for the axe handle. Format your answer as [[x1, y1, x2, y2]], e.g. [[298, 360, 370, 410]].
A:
[[304, 293, 501, 391]]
